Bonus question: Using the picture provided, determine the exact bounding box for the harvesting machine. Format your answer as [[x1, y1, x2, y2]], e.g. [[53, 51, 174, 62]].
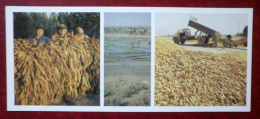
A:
[[173, 17, 236, 47]]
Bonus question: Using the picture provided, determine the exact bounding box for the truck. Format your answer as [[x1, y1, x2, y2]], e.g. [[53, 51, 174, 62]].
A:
[[173, 17, 236, 47], [173, 28, 195, 44]]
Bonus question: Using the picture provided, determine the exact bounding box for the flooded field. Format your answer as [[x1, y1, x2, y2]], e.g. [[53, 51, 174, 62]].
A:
[[105, 36, 151, 77], [104, 34, 151, 106]]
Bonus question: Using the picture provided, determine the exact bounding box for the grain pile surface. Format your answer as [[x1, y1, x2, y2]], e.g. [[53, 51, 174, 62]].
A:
[[155, 39, 247, 106], [218, 51, 247, 61], [14, 38, 100, 105]]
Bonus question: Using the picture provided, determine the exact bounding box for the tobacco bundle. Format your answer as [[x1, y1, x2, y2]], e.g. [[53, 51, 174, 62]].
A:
[[14, 37, 100, 105]]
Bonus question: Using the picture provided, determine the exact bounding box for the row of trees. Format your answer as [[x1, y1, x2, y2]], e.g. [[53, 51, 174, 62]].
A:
[[14, 12, 100, 39], [236, 25, 248, 37], [104, 26, 151, 35]]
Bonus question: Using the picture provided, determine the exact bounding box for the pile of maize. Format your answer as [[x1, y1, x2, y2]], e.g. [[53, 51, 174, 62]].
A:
[[217, 51, 247, 61], [155, 39, 247, 106], [14, 37, 100, 105]]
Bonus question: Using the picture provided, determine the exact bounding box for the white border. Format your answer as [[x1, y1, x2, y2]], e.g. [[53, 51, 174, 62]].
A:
[[6, 6, 253, 112]]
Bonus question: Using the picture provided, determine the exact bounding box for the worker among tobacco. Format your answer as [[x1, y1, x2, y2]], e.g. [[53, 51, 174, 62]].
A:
[[52, 24, 70, 42], [73, 27, 89, 42], [28, 25, 52, 44]]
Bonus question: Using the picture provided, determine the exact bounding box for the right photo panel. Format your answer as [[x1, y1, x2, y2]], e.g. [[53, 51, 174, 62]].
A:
[[155, 13, 248, 106]]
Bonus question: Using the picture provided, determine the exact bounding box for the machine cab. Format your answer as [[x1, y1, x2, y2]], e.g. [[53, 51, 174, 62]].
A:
[[181, 29, 191, 36]]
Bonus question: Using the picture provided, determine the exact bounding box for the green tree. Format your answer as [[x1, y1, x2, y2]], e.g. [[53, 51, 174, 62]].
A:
[[14, 12, 100, 39], [56, 12, 100, 38], [243, 25, 248, 37], [13, 12, 30, 39]]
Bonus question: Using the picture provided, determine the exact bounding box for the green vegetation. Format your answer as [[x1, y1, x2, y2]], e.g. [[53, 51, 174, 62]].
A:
[[104, 54, 122, 59], [14, 12, 100, 39], [104, 26, 151, 36], [236, 25, 248, 37], [104, 79, 150, 106], [105, 45, 144, 54]]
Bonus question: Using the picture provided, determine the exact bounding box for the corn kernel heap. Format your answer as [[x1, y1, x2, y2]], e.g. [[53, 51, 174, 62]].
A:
[[14, 38, 100, 105], [155, 39, 246, 106]]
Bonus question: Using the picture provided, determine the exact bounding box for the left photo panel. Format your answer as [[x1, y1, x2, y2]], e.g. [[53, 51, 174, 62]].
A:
[[13, 12, 100, 105]]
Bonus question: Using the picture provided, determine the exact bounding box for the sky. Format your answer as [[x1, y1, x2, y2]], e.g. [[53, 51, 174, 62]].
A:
[[155, 13, 248, 36], [104, 13, 151, 27]]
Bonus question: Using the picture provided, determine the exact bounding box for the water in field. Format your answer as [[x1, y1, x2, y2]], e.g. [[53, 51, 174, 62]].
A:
[[104, 34, 151, 106], [104, 36, 151, 77]]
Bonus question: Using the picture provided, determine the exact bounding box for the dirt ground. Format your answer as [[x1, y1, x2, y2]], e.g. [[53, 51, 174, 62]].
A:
[[105, 59, 151, 82], [105, 74, 150, 83], [104, 57, 151, 106]]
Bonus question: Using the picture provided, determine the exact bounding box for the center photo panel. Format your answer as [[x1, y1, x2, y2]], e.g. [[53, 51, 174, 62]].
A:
[[104, 12, 151, 106]]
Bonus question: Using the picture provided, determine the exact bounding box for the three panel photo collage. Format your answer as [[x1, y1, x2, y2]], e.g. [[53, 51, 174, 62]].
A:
[[7, 7, 253, 112]]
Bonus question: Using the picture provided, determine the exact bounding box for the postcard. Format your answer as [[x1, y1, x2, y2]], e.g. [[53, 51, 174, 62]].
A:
[[6, 6, 253, 112]]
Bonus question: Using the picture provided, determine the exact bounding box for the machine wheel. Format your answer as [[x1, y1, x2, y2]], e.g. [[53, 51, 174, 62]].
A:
[[197, 36, 207, 45], [173, 37, 179, 44], [223, 42, 228, 47], [243, 42, 247, 47], [205, 38, 209, 44], [223, 40, 233, 48], [180, 38, 187, 44]]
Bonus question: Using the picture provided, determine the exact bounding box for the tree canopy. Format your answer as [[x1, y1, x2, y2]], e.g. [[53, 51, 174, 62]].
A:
[[236, 25, 248, 37], [243, 25, 248, 37], [13, 12, 100, 39]]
